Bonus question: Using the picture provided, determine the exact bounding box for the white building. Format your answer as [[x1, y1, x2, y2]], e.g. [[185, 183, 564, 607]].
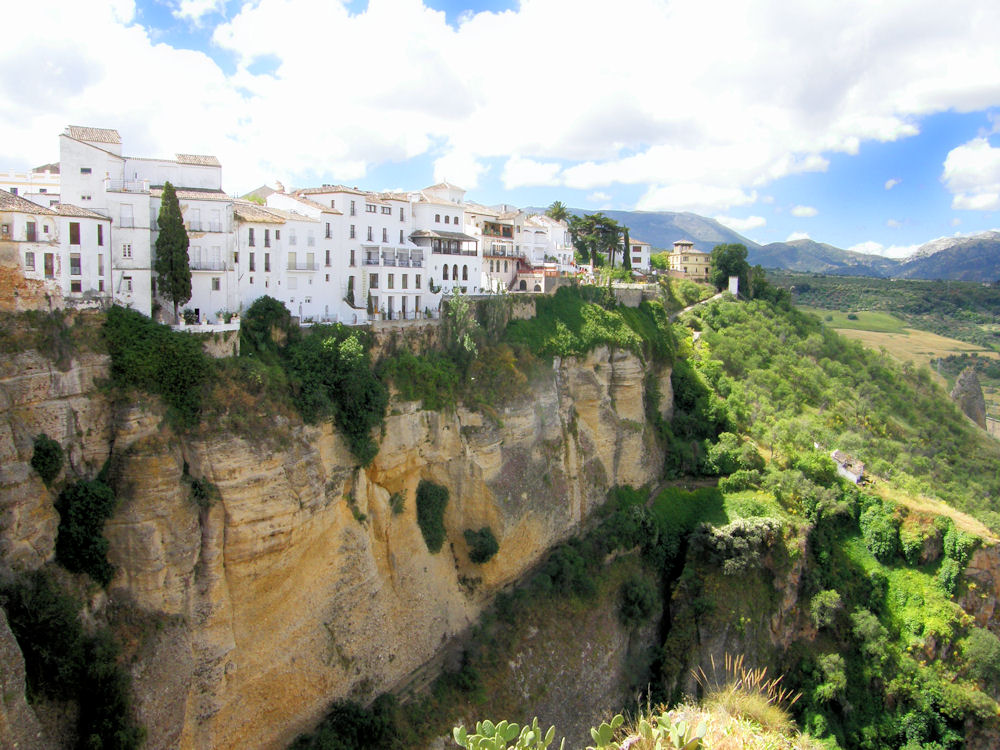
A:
[[621, 236, 652, 272], [0, 165, 60, 208], [411, 183, 479, 306], [2, 189, 112, 306]]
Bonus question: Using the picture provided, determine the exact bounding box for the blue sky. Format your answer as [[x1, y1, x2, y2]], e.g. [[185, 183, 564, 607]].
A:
[[3, 0, 1000, 256]]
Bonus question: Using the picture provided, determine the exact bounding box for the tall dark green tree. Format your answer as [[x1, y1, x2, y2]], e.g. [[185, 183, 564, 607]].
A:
[[622, 227, 632, 271], [154, 181, 191, 323], [709, 243, 750, 292]]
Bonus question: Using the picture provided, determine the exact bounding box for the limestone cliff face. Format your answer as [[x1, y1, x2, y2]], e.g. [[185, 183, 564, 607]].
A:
[[0, 343, 664, 750], [951, 366, 988, 429]]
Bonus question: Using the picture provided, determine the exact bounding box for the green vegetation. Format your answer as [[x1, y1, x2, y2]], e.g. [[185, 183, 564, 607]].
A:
[[54, 478, 118, 586], [104, 305, 211, 428], [798, 307, 908, 333], [416, 480, 449, 553], [465, 527, 500, 564], [31, 432, 63, 485], [709, 243, 750, 292], [618, 574, 658, 626], [771, 271, 1000, 350], [0, 570, 144, 749]]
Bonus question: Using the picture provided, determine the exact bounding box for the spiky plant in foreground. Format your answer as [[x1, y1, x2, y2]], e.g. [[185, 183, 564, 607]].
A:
[[692, 653, 800, 734]]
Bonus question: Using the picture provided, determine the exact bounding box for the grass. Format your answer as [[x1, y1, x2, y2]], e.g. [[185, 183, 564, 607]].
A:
[[869, 483, 997, 542], [693, 654, 799, 735], [800, 307, 908, 333]]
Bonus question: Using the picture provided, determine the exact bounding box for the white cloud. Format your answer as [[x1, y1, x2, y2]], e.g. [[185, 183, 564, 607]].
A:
[[886, 218, 902, 228], [714, 215, 766, 232], [501, 156, 561, 189], [885, 177, 902, 190], [433, 151, 487, 190], [951, 217, 962, 226], [173, 0, 224, 23], [637, 184, 757, 214], [587, 191, 612, 203], [791, 205, 818, 217], [942, 137, 1000, 210], [848, 240, 919, 258], [787, 232, 811, 241], [4, 0, 1000, 199]]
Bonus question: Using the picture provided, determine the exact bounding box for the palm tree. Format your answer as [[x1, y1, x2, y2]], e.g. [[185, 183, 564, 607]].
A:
[[546, 200, 569, 223]]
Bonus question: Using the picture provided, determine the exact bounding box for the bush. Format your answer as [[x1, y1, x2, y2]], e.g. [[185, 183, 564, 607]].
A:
[[943, 524, 977, 566], [859, 502, 900, 562], [619, 575, 658, 626], [378, 350, 459, 411], [540, 542, 595, 598], [795, 452, 838, 487], [809, 589, 843, 630], [464, 527, 499, 564], [31, 433, 63, 485], [104, 305, 211, 427], [389, 492, 405, 515], [961, 627, 1000, 685], [937, 557, 962, 596], [416, 480, 448, 553], [290, 698, 399, 749], [719, 469, 762, 493], [54, 479, 118, 586]]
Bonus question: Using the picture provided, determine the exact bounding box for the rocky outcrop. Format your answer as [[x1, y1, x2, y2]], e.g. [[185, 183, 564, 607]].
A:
[[0, 340, 665, 750], [0, 609, 49, 749], [951, 366, 987, 429]]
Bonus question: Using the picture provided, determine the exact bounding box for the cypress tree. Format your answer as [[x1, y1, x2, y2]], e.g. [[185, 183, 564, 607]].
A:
[[622, 227, 632, 271], [154, 181, 191, 322]]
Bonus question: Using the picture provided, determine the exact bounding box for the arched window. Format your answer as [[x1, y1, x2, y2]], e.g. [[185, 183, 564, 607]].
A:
[[443, 265, 449, 280], [444, 216, 450, 224], [462, 265, 468, 280], [453, 216, 459, 224], [435, 214, 440, 222], [452, 264, 458, 280], [519, 280, 527, 291], [534, 284, 542, 292]]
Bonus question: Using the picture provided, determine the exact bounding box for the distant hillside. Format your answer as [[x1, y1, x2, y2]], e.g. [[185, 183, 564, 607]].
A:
[[897, 231, 1000, 281], [751, 238, 899, 276], [525, 207, 759, 253]]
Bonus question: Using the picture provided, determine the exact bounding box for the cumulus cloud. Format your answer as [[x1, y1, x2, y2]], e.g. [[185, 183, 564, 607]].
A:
[[587, 191, 612, 203], [714, 215, 766, 232], [791, 205, 818, 217], [501, 156, 561, 189], [787, 232, 811, 241], [886, 218, 902, 228], [433, 151, 488, 191], [942, 137, 1000, 210], [4, 0, 1000, 199], [848, 240, 919, 258], [885, 177, 902, 190]]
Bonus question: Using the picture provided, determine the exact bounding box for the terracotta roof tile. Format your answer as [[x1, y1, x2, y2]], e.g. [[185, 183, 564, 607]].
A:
[[65, 126, 121, 144], [0, 189, 57, 215]]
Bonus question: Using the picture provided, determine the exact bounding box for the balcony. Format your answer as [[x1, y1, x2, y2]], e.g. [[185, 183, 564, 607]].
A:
[[190, 260, 226, 271], [287, 260, 316, 271], [381, 253, 396, 266], [187, 221, 224, 233], [105, 179, 149, 193], [364, 255, 380, 266], [396, 257, 410, 267]]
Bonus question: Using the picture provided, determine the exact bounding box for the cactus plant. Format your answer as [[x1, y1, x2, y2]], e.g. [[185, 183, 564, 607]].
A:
[[453, 716, 563, 750]]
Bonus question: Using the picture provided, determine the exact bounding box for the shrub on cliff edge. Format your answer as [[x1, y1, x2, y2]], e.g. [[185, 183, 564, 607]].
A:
[[31, 433, 63, 485], [416, 480, 448, 553]]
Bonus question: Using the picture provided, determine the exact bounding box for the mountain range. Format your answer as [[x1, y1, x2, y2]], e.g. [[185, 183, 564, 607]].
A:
[[537, 206, 1000, 282]]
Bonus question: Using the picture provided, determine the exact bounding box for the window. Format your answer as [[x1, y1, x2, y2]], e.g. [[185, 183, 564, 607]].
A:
[[250, 277, 254, 284], [249, 228, 255, 246], [402, 274, 408, 289], [504, 261, 508, 272], [233, 251, 239, 264], [264, 229, 271, 247], [69, 222, 80, 245], [369, 273, 379, 289], [444, 215, 450, 224], [387, 274, 394, 289], [71, 280, 82, 293], [399, 229, 404, 243], [366, 204, 377, 213], [381, 206, 391, 215], [98, 254, 103, 275], [120, 204, 133, 228], [122, 243, 132, 258], [288, 276, 298, 290], [9, 187, 16, 195], [435, 213, 440, 223], [97, 224, 104, 246], [443, 265, 449, 280], [306, 252, 314, 269], [81, 195, 91, 201], [350, 200, 356, 216], [24, 252, 35, 270], [325, 250, 331, 266], [1, 224, 9, 237], [382, 228, 387, 243], [350, 249, 356, 266], [350, 225, 356, 239], [70, 254, 81, 275], [211, 277, 221, 291], [26, 222, 36, 242], [43, 224, 49, 234], [123, 276, 133, 294], [415, 274, 421, 289], [325, 222, 331, 239], [275, 230, 280, 240], [454, 216, 459, 224], [325, 274, 329, 282], [264, 253, 270, 272], [80, 167, 92, 174], [289, 229, 297, 246], [305, 297, 311, 304], [330, 200, 335, 208], [462, 265, 468, 281], [399, 207, 404, 221], [367, 227, 373, 241]]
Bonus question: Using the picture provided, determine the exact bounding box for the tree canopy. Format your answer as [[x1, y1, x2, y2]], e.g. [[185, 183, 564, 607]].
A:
[[546, 200, 569, 222], [568, 213, 622, 267], [154, 181, 192, 322], [709, 243, 750, 292]]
